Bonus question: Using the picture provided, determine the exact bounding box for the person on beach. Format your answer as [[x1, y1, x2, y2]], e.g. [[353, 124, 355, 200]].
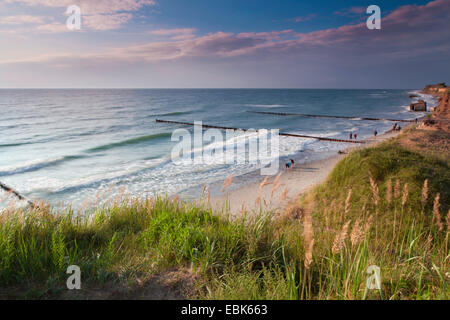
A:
[[349, 132, 353, 140], [290, 159, 295, 168], [397, 125, 402, 131], [285, 162, 291, 172], [393, 123, 397, 131], [374, 130, 378, 137], [353, 133, 357, 140]]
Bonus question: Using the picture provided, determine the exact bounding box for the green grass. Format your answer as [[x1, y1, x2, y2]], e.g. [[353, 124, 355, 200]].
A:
[[0, 139, 449, 300]]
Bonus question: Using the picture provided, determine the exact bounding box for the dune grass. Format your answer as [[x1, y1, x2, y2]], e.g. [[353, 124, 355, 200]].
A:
[[0, 139, 449, 300]]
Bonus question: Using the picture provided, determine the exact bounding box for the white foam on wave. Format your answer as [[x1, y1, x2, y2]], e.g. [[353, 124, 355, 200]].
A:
[[47, 131, 317, 209], [0, 156, 67, 176], [22, 158, 165, 195]]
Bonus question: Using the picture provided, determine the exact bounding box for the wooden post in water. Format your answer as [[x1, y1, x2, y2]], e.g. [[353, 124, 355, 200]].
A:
[[0, 181, 36, 208], [247, 111, 417, 123]]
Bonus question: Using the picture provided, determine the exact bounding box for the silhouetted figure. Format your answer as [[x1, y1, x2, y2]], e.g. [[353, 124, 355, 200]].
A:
[[349, 132, 353, 140], [353, 133, 357, 140], [285, 162, 291, 172], [374, 130, 378, 137]]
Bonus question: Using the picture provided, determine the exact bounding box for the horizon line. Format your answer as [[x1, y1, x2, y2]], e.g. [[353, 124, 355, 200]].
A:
[[0, 87, 420, 90]]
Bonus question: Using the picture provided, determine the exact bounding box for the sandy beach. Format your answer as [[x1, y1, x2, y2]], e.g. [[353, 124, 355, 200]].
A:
[[212, 128, 408, 216]]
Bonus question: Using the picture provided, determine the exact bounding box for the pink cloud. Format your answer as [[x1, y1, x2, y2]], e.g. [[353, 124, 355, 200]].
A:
[[35, 22, 67, 33], [84, 13, 133, 31], [149, 28, 197, 40], [298, 0, 450, 48], [334, 7, 366, 16], [1, 0, 449, 65], [0, 15, 46, 25], [294, 14, 317, 23], [5, 0, 156, 14], [149, 28, 196, 36], [4, 0, 156, 31]]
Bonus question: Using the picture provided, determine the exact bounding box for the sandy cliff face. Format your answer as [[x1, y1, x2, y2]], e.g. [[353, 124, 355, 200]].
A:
[[434, 92, 450, 132], [422, 83, 447, 95], [420, 83, 449, 133]]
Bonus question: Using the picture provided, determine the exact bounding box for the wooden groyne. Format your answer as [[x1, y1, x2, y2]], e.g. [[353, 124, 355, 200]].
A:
[[247, 111, 417, 123], [0, 181, 36, 208], [156, 119, 365, 144]]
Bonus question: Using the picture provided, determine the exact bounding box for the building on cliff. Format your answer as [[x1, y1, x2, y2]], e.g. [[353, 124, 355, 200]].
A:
[[410, 99, 427, 112]]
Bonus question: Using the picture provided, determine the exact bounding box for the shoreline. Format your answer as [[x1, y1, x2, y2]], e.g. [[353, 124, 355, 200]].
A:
[[211, 123, 416, 216]]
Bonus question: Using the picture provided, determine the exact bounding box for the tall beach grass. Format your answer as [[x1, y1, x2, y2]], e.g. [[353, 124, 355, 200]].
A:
[[0, 139, 448, 299]]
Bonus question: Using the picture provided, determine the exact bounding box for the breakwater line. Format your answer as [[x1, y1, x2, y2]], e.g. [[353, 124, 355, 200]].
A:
[[156, 119, 365, 144], [247, 111, 417, 122]]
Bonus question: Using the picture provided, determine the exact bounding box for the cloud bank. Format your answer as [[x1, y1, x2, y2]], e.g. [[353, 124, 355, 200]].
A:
[[3, 0, 447, 64], [3, 0, 156, 31]]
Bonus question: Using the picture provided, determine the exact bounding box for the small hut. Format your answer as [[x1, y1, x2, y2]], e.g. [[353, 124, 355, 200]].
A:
[[410, 99, 427, 112]]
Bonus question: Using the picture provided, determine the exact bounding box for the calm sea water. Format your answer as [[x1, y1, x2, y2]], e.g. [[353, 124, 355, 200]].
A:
[[0, 89, 436, 209]]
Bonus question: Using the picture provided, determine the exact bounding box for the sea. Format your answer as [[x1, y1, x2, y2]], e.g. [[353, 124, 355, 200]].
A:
[[0, 89, 437, 210]]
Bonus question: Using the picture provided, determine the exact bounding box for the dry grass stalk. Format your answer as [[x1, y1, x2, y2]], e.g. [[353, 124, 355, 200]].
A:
[[402, 183, 409, 207], [147, 198, 154, 214], [386, 179, 392, 204], [283, 205, 303, 220], [303, 208, 314, 269], [361, 202, 367, 215], [295, 192, 302, 203], [350, 218, 364, 247], [330, 200, 337, 224], [270, 183, 281, 202], [345, 189, 352, 214], [259, 177, 270, 191], [255, 194, 261, 205], [222, 175, 234, 192], [7, 199, 17, 213], [280, 187, 288, 201], [330, 199, 336, 215], [332, 220, 350, 254], [394, 179, 401, 198], [421, 179, 429, 205], [240, 203, 246, 215], [425, 234, 433, 252], [273, 172, 282, 186], [446, 210, 450, 248], [446, 209, 450, 229], [364, 215, 373, 234], [201, 184, 207, 196], [1, 190, 12, 203], [304, 239, 314, 270], [432, 193, 443, 231], [369, 175, 379, 206]]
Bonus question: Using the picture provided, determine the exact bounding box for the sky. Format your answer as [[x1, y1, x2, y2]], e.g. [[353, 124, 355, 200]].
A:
[[0, 0, 449, 88]]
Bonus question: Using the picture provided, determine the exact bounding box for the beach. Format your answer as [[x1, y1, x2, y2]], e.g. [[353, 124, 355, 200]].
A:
[[212, 128, 407, 216]]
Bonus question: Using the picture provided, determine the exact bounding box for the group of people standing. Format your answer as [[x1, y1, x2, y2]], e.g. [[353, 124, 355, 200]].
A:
[[285, 121, 406, 172], [392, 123, 402, 132], [285, 159, 295, 171]]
